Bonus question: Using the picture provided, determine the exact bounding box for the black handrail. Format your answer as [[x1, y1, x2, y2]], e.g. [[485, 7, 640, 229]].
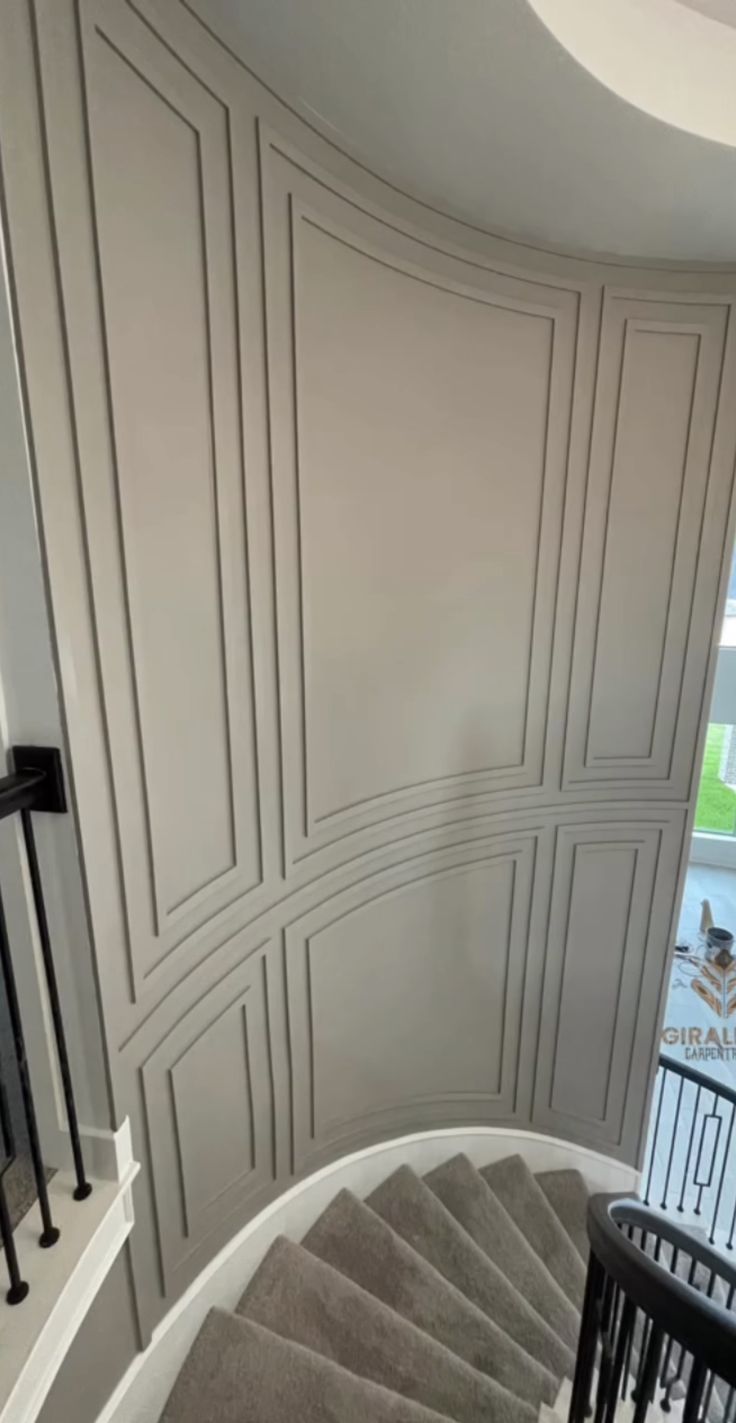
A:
[[0, 746, 90, 1306], [659, 1052, 736, 1108], [588, 1197, 736, 1386], [570, 1195, 736, 1423]]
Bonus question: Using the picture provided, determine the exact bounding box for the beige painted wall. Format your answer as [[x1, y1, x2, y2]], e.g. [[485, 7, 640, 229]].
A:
[[1, 0, 735, 1357]]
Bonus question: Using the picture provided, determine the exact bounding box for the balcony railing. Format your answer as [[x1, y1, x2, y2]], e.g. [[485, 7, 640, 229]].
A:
[[0, 746, 90, 1305], [570, 1195, 736, 1423], [642, 1053, 736, 1249]]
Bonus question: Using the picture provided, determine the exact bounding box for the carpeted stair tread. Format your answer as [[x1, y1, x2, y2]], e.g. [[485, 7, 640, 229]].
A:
[[481, 1155, 586, 1307], [368, 1164, 573, 1386], [159, 1308, 457, 1423], [303, 1187, 567, 1401], [237, 1235, 537, 1423], [424, 1155, 580, 1351], [535, 1170, 589, 1262]]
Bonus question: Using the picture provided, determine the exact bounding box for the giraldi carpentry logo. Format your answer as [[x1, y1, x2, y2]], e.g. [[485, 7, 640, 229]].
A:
[[662, 941, 736, 1062]]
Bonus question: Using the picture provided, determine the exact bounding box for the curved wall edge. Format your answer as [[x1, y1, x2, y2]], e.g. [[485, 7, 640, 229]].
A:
[[184, 0, 736, 270], [529, 0, 736, 150]]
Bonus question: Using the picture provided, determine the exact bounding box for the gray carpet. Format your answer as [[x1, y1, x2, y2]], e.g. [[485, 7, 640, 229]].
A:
[[1, 1156, 54, 1235], [237, 1237, 536, 1423], [535, 1169, 590, 1263], [368, 1164, 573, 1384], [161, 1309, 457, 1423], [160, 1152, 590, 1423], [480, 1155, 586, 1308], [424, 1155, 581, 1351]]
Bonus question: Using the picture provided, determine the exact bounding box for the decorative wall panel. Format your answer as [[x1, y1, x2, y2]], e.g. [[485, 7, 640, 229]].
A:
[[261, 136, 580, 864], [533, 814, 685, 1155], [141, 938, 276, 1290], [564, 294, 730, 795], [1, 0, 734, 1342], [70, 0, 264, 997], [285, 833, 542, 1172]]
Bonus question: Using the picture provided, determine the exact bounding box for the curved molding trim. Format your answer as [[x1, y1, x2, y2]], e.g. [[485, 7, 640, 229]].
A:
[[98, 1125, 638, 1423]]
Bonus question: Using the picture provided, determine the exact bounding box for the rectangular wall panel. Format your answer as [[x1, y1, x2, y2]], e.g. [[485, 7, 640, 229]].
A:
[[141, 939, 276, 1291], [285, 834, 542, 1173], [72, 3, 264, 995], [564, 293, 729, 795], [261, 134, 580, 864], [533, 816, 684, 1156]]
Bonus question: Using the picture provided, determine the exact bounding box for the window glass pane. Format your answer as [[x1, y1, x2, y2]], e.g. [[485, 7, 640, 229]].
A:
[[694, 723, 736, 835], [721, 545, 736, 647]]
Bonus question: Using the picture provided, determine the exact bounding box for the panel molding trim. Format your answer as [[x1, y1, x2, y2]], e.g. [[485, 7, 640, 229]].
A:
[[283, 830, 545, 1174], [564, 291, 732, 796], [65, 0, 266, 1002], [140, 941, 276, 1291], [260, 129, 582, 868], [532, 815, 685, 1157]]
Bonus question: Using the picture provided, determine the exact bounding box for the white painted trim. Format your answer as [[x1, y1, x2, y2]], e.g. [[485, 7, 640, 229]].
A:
[[690, 832, 736, 870], [97, 1126, 638, 1423], [0, 1118, 138, 1423], [80, 1117, 135, 1183]]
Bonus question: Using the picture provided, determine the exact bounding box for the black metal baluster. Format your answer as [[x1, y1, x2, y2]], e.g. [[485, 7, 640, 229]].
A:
[[683, 1358, 707, 1423], [663, 1347, 688, 1414], [569, 1252, 605, 1423], [644, 1065, 667, 1205], [0, 1174, 28, 1305], [594, 1277, 618, 1423], [695, 1272, 719, 1423], [632, 1325, 664, 1423], [700, 1369, 716, 1421], [665, 1256, 701, 1411], [20, 810, 91, 1201], [622, 1233, 637, 1403], [0, 1065, 28, 1304], [622, 1305, 637, 1400], [679, 1085, 702, 1213], [693, 1099, 721, 1218], [660, 1330, 676, 1394], [633, 1314, 653, 1401], [728, 1191, 736, 1251], [605, 1297, 636, 1423], [0, 882, 58, 1247], [661, 1071, 684, 1211], [659, 1249, 680, 1399], [709, 1104, 734, 1245]]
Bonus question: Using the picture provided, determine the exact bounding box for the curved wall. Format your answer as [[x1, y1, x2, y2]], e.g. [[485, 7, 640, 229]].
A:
[[2, 0, 736, 1338]]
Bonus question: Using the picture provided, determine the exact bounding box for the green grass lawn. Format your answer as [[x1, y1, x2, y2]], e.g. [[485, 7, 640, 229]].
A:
[[694, 723, 736, 834]]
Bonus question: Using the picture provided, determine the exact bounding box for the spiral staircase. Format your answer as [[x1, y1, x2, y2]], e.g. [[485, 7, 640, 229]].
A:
[[155, 1143, 736, 1423], [160, 1152, 585, 1423]]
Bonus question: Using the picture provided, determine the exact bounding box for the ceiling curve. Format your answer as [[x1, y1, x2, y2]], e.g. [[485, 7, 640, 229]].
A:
[[191, 0, 736, 262], [530, 0, 736, 149]]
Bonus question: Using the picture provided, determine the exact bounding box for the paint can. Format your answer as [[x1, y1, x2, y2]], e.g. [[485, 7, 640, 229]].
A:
[[705, 925, 735, 967]]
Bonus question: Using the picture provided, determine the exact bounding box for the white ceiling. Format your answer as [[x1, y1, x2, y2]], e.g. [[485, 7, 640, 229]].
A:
[[195, 0, 736, 262]]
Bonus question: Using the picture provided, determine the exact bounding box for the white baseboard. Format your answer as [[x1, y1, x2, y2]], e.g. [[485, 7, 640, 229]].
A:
[[97, 1126, 639, 1423], [0, 1118, 138, 1423]]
